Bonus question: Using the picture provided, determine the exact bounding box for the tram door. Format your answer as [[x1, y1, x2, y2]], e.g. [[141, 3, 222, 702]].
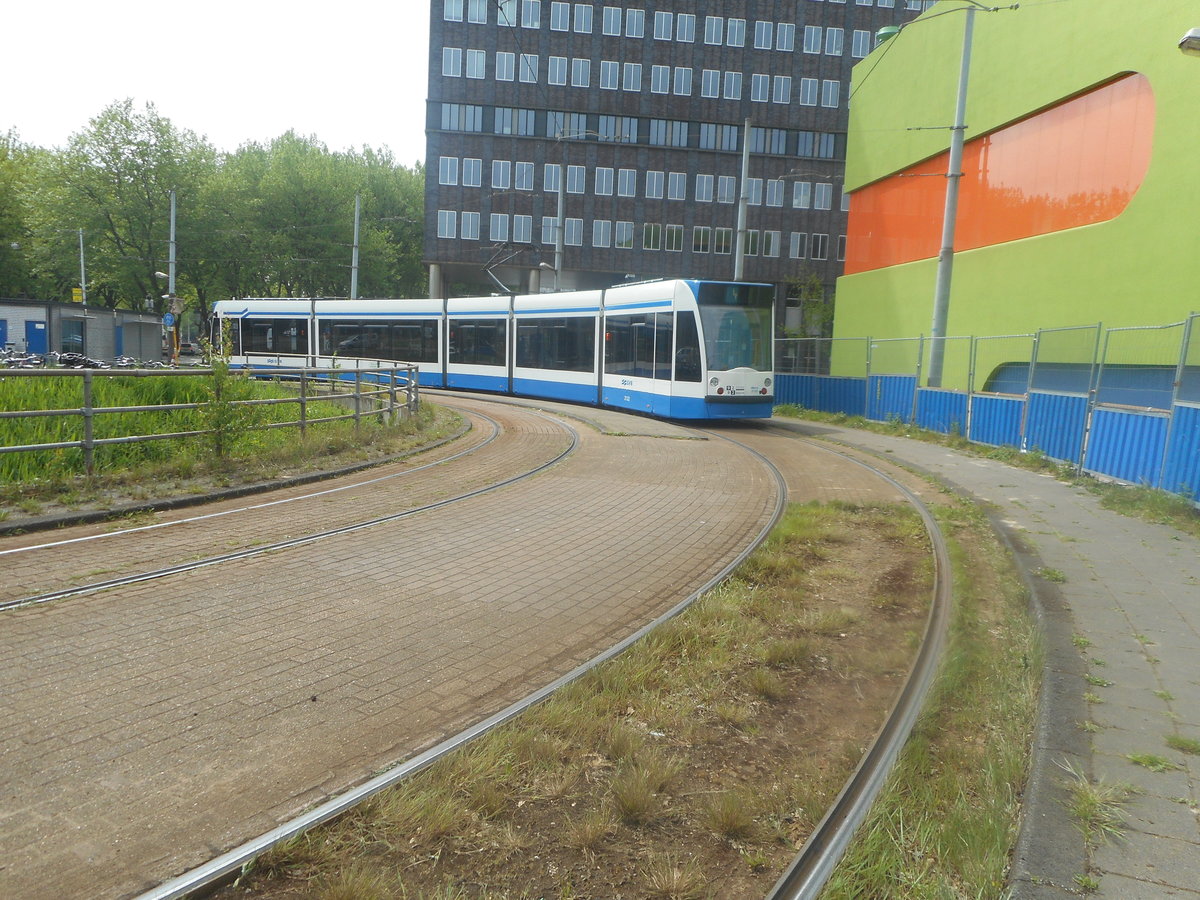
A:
[[650, 313, 673, 417]]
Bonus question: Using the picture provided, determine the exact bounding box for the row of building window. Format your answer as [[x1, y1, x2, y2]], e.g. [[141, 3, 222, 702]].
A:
[[439, 104, 843, 159], [436, 209, 845, 261], [444, 2, 933, 32], [444, 50, 851, 103], [438, 157, 847, 212]]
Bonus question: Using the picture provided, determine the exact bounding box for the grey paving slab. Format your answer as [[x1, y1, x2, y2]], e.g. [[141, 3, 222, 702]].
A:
[[767, 416, 1200, 898]]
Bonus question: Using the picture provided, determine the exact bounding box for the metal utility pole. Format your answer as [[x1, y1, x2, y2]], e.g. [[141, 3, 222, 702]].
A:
[[734, 118, 751, 280], [351, 193, 361, 300], [78, 229, 87, 305]]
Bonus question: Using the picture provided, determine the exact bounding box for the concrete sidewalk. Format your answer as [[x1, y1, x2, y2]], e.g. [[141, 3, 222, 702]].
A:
[[772, 417, 1200, 898]]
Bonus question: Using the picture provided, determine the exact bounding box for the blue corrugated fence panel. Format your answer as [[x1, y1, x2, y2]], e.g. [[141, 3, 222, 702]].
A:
[[867, 375, 917, 423], [969, 395, 1024, 447], [915, 389, 969, 435], [1025, 392, 1088, 463], [1161, 404, 1200, 498], [774, 375, 866, 417], [1083, 407, 1168, 486]]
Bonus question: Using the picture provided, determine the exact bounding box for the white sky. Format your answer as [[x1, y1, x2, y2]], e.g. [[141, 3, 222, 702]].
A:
[[6, 1, 430, 167]]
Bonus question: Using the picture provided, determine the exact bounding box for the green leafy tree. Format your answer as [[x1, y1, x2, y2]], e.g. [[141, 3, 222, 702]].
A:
[[0, 130, 39, 298]]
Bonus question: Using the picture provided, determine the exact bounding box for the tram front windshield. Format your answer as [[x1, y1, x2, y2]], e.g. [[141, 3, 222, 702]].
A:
[[696, 284, 773, 372]]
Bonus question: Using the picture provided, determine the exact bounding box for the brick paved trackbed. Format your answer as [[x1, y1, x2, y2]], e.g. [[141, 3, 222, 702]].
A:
[[0, 399, 802, 900]]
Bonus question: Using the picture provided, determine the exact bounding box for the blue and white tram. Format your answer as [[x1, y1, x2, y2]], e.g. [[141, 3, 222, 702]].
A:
[[211, 278, 775, 421]]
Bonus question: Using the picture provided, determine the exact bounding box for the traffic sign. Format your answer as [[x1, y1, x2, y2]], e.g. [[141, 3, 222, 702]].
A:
[[163, 313, 175, 327]]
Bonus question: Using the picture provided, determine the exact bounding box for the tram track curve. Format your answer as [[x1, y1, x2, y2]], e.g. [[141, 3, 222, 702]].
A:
[[0, 403, 575, 611], [135, 412, 952, 900]]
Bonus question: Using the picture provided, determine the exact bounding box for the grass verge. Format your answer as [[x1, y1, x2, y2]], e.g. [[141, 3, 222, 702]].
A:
[[220, 493, 1037, 899]]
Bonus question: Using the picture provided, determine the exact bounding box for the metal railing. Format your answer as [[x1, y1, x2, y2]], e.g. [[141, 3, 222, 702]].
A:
[[0, 361, 419, 477]]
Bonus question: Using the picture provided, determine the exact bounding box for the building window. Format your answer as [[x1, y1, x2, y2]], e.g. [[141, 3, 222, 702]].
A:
[[602, 5, 621, 34], [673, 67, 692, 95], [693, 226, 711, 253], [462, 158, 482, 187], [442, 47, 462, 77], [574, 3, 592, 33], [743, 229, 760, 256], [754, 20, 772, 49], [546, 110, 564, 137], [492, 160, 511, 189], [766, 179, 784, 207], [521, 0, 540, 27], [726, 17, 746, 47], [701, 69, 720, 98], [799, 77, 818, 106], [618, 116, 638, 141], [544, 163, 560, 192], [623, 62, 642, 91], [498, 0, 517, 25], [490, 213, 509, 241], [719, 124, 739, 150], [437, 209, 456, 238], [852, 29, 872, 58], [654, 10, 672, 39], [789, 232, 807, 259], [565, 217, 583, 246], [717, 175, 736, 203], [764, 231, 781, 257], [773, 76, 792, 104], [803, 25, 822, 53], [513, 214, 533, 242], [593, 219, 612, 247], [651, 65, 670, 93], [777, 23, 795, 51], [571, 58, 591, 87], [811, 233, 829, 260], [814, 182, 833, 209], [749, 127, 767, 153], [465, 49, 486, 79], [515, 161, 534, 190], [704, 15, 723, 44], [747, 177, 763, 206], [818, 133, 837, 158], [441, 103, 483, 131], [821, 79, 840, 108], [541, 216, 556, 244], [676, 13, 695, 41], [617, 168, 636, 197], [444, 0, 463, 22], [665, 224, 684, 251], [793, 181, 812, 208], [461, 211, 480, 240], [646, 170, 664, 199], [667, 172, 686, 200], [825, 27, 844, 55], [842, 190, 851, 212], [548, 56, 567, 85], [496, 51, 515, 81], [566, 165, 585, 193], [751, 74, 769, 102], [600, 60, 618, 89], [595, 167, 614, 195], [838, 234, 847, 261], [643, 223, 662, 251], [625, 8, 644, 38], [615, 221, 634, 249], [519, 53, 538, 82], [714, 227, 733, 254], [723, 71, 742, 100], [695, 174, 714, 202], [770, 128, 788, 154], [467, 0, 487, 23], [550, 1, 569, 30]]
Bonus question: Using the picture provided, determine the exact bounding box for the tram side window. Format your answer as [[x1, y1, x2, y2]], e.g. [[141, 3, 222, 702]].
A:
[[392, 321, 440, 363], [604, 314, 656, 378], [674, 312, 702, 382], [244, 318, 308, 354], [515, 317, 596, 371], [450, 319, 507, 366]]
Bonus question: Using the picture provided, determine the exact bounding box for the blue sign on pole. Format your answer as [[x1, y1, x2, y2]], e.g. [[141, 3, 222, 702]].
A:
[[163, 313, 175, 327]]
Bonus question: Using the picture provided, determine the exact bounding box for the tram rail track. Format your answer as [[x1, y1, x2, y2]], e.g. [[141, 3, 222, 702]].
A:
[[133, 412, 951, 900], [0, 404, 575, 612]]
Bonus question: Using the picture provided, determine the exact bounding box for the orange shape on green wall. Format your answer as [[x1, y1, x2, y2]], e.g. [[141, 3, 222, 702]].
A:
[[844, 73, 1155, 276]]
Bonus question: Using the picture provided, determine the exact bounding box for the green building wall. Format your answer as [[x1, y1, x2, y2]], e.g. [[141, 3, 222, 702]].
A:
[[832, 0, 1200, 388]]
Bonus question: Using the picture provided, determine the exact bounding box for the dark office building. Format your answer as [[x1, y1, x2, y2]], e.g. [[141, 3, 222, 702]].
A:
[[425, 0, 927, 311]]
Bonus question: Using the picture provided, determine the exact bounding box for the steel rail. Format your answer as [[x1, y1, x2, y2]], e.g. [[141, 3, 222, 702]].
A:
[[762, 427, 954, 900], [135, 410, 790, 900], [0, 407, 577, 612], [0, 410, 487, 558]]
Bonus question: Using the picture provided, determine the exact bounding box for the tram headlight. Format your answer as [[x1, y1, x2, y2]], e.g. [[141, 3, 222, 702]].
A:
[[764, 376, 772, 387], [709, 376, 719, 387]]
